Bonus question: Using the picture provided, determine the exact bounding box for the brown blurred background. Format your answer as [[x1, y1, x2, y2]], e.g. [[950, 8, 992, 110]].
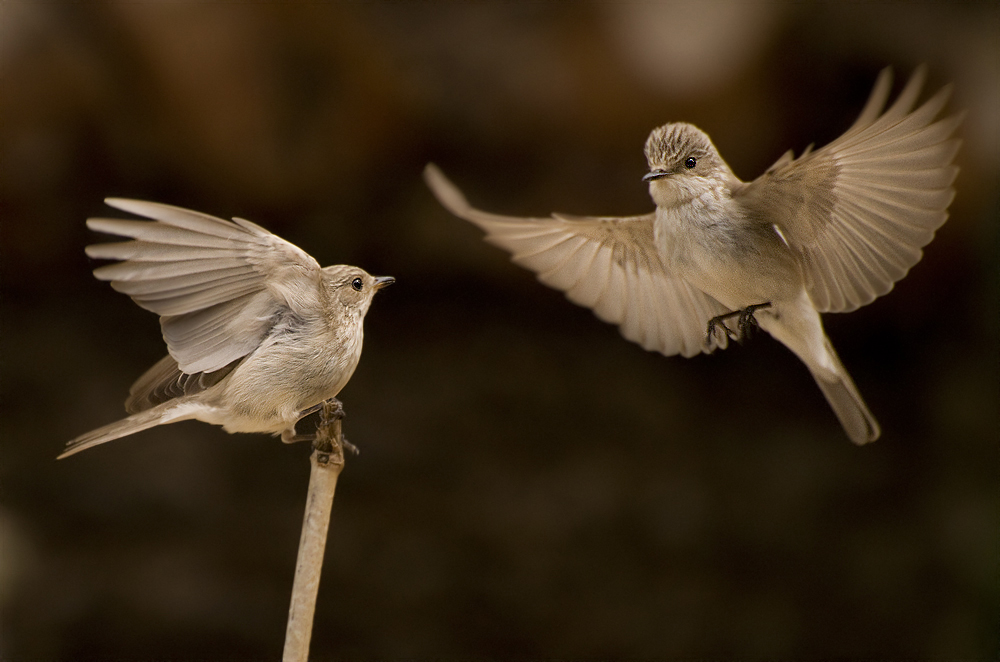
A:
[[2, 2, 997, 659]]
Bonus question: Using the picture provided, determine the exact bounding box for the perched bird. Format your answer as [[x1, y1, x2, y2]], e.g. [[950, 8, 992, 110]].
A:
[[425, 66, 961, 444], [60, 200, 393, 459]]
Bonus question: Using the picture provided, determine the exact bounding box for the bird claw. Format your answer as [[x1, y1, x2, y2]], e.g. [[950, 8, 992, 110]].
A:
[[319, 398, 345, 426], [706, 302, 771, 345], [281, 398, 352, 452], [706, 315, 738, 344]]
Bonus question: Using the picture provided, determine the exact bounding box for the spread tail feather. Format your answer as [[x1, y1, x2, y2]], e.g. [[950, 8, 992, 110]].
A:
[[59, 400, 195, 459], [809, 341, 881, 445]]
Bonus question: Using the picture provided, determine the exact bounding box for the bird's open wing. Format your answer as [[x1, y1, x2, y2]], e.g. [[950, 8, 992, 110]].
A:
[[735, 66, 962, 312], [87, 199, 323, 373], [425, 165, 729, 357]]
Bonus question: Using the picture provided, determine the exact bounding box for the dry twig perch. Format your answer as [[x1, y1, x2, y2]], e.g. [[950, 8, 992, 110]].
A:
[[282, 399, 347, 662]]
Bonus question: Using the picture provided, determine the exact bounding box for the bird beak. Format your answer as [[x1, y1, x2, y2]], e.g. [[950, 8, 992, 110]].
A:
[[374, 276, 395, 290], [642, 170, 669, 182]]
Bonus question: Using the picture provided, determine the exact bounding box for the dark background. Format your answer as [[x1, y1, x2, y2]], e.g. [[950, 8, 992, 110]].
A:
[[2, 2, 997, 659]]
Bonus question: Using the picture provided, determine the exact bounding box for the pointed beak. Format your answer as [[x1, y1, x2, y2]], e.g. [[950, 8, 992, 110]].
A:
[[374, 276, 395, 290], [642, 170, 669, 182]]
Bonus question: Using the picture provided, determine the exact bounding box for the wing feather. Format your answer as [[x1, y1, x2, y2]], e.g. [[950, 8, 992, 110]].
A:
[[86, 241, 242, 262], [106, 198, 252, 239], [425, 165, 729, 358], [108, 266, 254, 298], [592, 250, 630, 323], [737, 66, 961, 312], [135, 283, 265, 318], [92, 257, 252, 281], [86, 199, 323, 373], [125, 355, 239, 414], [86, 219, 240, 248]]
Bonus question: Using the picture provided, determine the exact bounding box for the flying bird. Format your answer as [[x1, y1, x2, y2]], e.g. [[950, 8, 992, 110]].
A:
[[425, 66, 961, 444], [61, 200, 393, 458]]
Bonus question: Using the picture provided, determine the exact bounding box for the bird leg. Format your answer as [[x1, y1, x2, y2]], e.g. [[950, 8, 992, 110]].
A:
[[297, 398, 340, 420], [281, 398, 357, 454], [706, 302, 772, 344], [736, 302, 772, 339]]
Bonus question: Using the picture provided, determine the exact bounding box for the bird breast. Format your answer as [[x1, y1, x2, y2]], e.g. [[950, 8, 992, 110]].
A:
[[217, 315, 364, 430], [654, 201, 802, 310]]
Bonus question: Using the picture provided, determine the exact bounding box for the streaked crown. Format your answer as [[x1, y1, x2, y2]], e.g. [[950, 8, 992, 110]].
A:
[[644, 122, 716, 171]]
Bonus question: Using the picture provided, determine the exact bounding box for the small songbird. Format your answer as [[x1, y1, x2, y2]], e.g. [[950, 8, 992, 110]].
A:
[[60, 199, 393, 459], [425, 66, 961, 444]]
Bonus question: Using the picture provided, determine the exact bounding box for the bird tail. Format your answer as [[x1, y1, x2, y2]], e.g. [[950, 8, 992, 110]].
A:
[[808, 339, 880, 445], [59, 400, 195, 459]]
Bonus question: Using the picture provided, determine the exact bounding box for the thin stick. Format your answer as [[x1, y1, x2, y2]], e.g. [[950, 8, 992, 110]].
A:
[[282, 400, 346, 662]]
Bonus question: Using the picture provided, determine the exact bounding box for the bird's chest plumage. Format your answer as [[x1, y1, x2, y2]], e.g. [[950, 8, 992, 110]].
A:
[[220, 313, 364, 429], [654, 197, 799, 309]]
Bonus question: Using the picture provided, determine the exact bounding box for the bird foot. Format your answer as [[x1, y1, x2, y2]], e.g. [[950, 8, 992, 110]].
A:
[[319, 398, 345, 425], [706, 313, 738, 343], [706, 302, 771, 344], [736, 302, 771, 340], [298, 397, 345, 422], [281, 398, 355, 453]]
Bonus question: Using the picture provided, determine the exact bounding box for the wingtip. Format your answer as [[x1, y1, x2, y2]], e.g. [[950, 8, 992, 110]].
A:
[[103, 197, 140, 212], [903, 63, 929, 94], [423, 161, 442, 180], [423, 162, 472, 217], [422, 162, 451, 196], [55, 446, 80, 460], [846, 66, 894, 133], [85, 216, 128, 237], [83, 241, 107, 259], [851, 419, 881, 445], [56, 435, 97, 460], [101, 198, 166, 220], [875, 65, 894, 87]]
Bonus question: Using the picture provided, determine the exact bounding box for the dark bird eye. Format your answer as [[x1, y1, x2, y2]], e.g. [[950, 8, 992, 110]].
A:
[[351, 278, 363, 291], [685, 157, 697, 169]]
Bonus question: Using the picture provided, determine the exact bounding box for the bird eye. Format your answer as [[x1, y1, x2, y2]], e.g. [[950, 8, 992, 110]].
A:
[[351, 278, 363, 291], [685, 157, 697, 169]]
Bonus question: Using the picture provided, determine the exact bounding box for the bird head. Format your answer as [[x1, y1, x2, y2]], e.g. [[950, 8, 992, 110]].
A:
[[322, 265, 394, 318], [642, 122, 735, 208]]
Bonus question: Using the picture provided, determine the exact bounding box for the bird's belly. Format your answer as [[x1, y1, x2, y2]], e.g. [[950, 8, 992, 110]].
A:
[[673, 236, 800, 311], [215, 333, 361, 432], [657, 205, 803, 311]]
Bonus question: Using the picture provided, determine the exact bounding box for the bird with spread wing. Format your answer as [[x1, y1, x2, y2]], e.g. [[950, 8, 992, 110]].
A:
[[426, 67, 961, 444], [61, 200, 393, 458]]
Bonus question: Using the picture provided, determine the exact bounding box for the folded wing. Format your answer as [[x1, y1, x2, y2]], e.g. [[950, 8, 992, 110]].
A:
[[123, 354, 238, 414], [425, 165, 729, 357], [87, 199, 323, 374], [737, 66, 962, 312]]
